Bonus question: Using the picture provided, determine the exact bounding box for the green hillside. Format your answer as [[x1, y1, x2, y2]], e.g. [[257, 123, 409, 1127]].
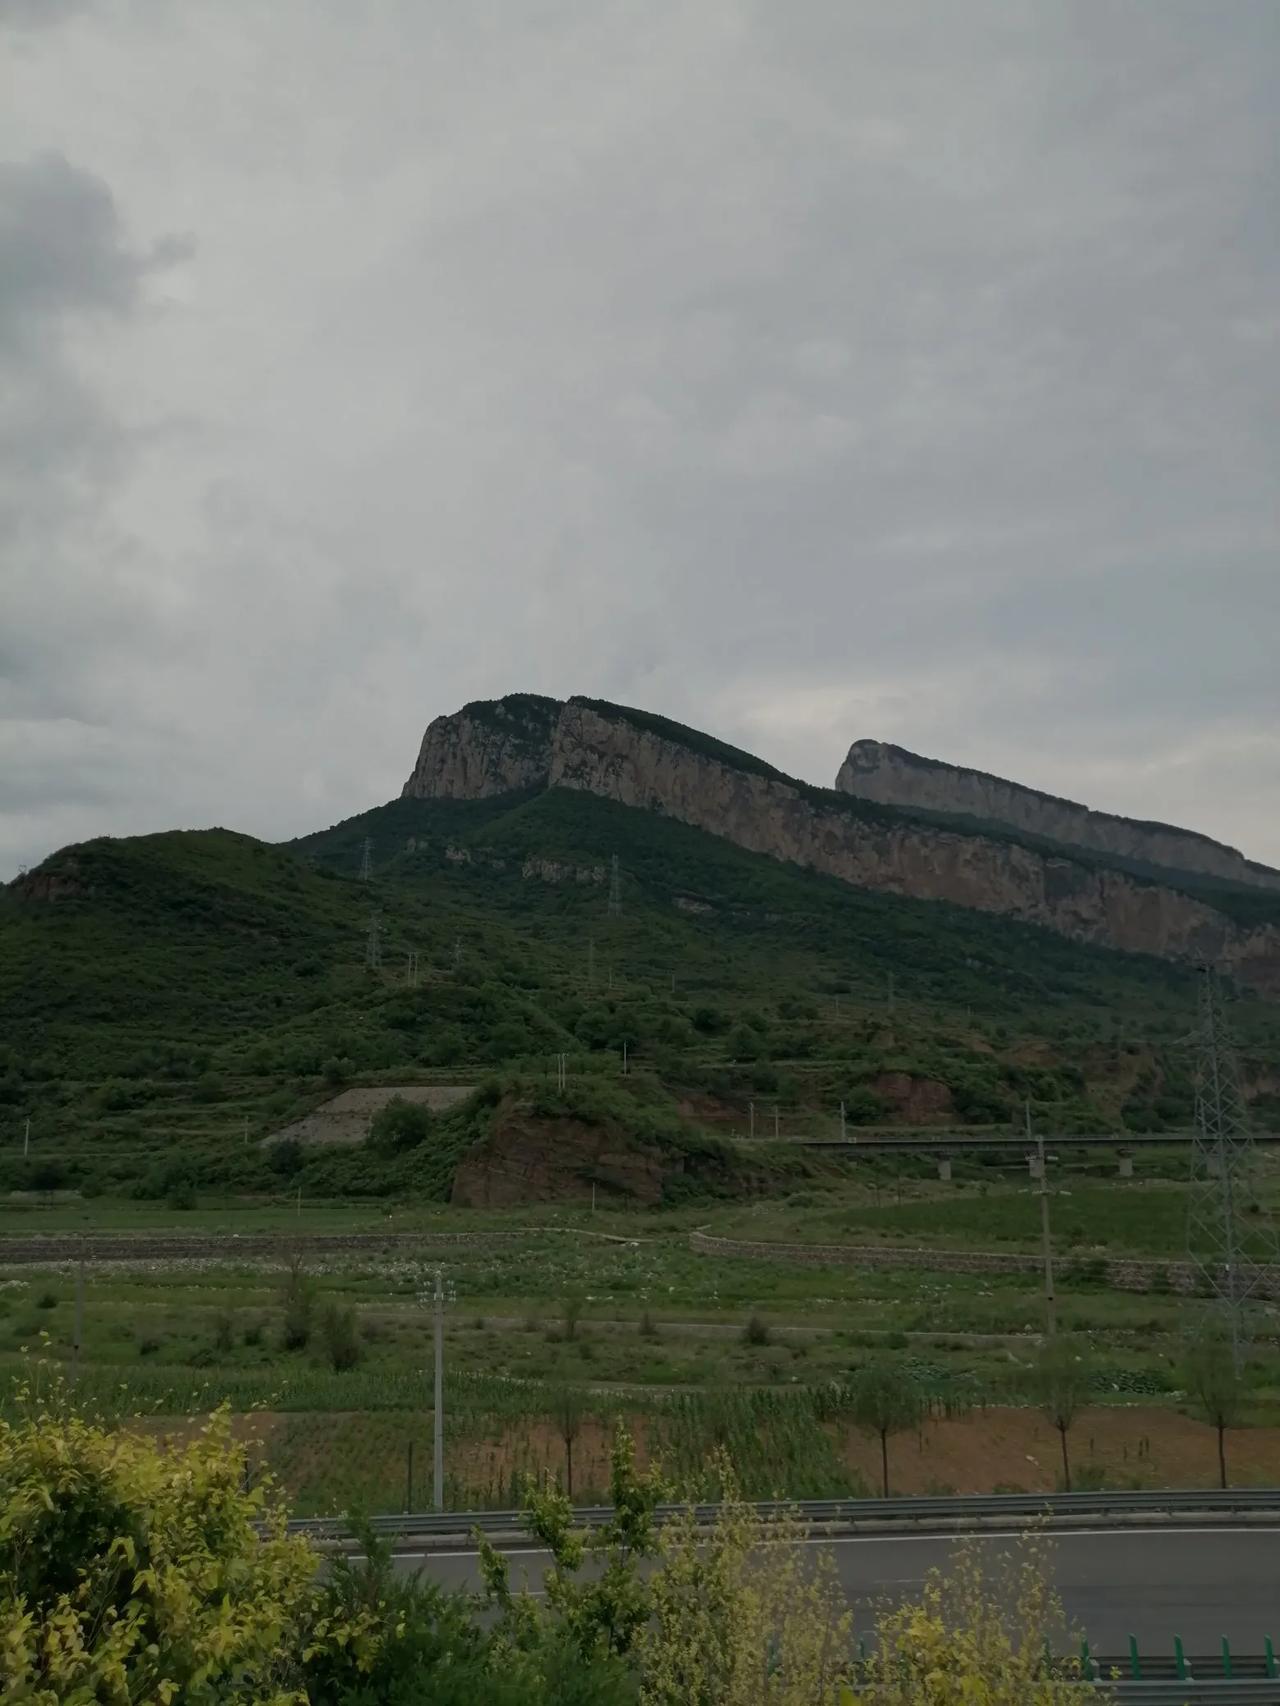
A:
[[1, 786, 1277, 1206]]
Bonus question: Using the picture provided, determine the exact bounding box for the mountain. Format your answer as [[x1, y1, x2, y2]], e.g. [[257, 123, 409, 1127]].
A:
[[836, 739, 1280, 893], [402, 696, 1280, 995], [4, 692, 1279, 1209]]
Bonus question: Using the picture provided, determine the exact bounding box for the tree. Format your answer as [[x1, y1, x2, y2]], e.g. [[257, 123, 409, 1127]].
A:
[[280, 1247, 315, 1351], [552, 1385, 587, 1498], [369, 1095, 434, 1153], [845, 1361, 925, 1497], [1185, 1328, 1245, 1489], [1030, 1336, 1090, 1492], [561, 1290, 586, 1342]]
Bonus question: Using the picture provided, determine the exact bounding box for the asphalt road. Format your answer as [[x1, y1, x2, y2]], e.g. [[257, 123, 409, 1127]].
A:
[[397, 1527, 1280, 1656]]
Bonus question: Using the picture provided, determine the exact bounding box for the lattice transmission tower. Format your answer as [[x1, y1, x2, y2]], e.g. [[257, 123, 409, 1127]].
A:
[[1185, 968, 1278, 1367], [359, 837, 373, 882], [364, 910, 382, 970], [607, 853, 621, 917]]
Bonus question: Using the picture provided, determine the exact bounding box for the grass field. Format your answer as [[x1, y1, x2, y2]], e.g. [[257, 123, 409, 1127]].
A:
[[7, 1163, 1280, 1508]]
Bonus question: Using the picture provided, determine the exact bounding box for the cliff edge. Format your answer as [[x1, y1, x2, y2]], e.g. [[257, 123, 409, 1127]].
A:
[[836, 738, 1280, 893], [401, 695, 1280, 994]]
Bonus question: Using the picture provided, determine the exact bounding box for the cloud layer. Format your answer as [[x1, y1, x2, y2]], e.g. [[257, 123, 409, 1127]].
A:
[[2, 1, 1277, 876]]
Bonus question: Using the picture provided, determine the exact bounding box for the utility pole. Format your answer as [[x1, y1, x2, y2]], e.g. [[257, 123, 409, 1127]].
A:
[[1028, 1100, 1056, 1337], [774, 1104, 780, 1140], [839, 1100, 846, 1141], [407, 949, 419, 987], [243, 1114, 249, 1149], [453, 936, 462, 968], [433, 1267, 444, 1510], [23, 1117, 30, 1158], [749, 1099, 755, 1139], [556, 1053, 567, 1091], [71, 1251, 85, 1387], [621, 1039, 629, 1076], [417, 1264, 454, 1510]]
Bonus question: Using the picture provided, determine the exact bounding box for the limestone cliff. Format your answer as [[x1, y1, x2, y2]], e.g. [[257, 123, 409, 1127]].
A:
[[400, 693, 558, 800], [402, 695, 1280, 994], [836, 738, 1280, 892]]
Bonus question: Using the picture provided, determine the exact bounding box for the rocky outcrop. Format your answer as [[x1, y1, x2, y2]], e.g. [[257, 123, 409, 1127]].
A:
[[451, 1111, 672, 1207], [402, 695, 1280, 995], [836, 739, 1280, 892], [401, 693, 559, 800]]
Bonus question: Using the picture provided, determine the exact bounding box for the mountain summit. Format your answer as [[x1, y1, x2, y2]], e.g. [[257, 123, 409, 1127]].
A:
[[402, 695, 1280, 994]]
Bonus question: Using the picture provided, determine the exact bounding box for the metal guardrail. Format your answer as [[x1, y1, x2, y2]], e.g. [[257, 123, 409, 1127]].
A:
[[285, 1485, 1280, 1539], [1100, 1687, 1280, 1703]]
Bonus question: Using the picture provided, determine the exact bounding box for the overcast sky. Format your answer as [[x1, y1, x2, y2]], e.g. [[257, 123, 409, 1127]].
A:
[[2, 1, 1278, 879]]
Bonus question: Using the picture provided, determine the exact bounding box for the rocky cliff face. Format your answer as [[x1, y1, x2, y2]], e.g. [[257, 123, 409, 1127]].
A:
[[836, 739, 1280, 892], [402, 695, 1280, 994], [401, 693, 558, 800]]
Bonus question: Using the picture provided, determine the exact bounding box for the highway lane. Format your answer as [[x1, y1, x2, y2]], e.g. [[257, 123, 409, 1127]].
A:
[[395, 1527, 1280, 1654]]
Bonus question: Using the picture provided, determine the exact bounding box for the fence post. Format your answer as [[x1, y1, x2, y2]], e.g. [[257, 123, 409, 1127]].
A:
[[404, 1440, 413, 1513], [1221, 1635, 1232, 1678], [1128, 1634, 1141, 1678]]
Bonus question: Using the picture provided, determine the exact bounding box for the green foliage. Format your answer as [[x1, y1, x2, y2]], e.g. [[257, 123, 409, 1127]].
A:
[[320, 1303, 362, 1373], [281, 1255, 316, 1352], [1184, 1326, 1245, 1488], [841, 1360, 927, 1496], [0, 1398, 316, 1703], [369, 1095, 434, 1153]]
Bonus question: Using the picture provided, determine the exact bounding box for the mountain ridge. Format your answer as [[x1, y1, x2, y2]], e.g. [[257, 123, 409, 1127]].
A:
[[401, 694, 1280, 994], [837, 737, 1280, 893]]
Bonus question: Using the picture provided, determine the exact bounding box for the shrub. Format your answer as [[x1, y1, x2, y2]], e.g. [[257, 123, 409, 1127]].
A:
[[369, 1095, 434, 1152], [35, 1291, 57, 1311], [742, 1313, 771, 1347], [212, 1309, 235, 1354], [0, 1400, 316, 1701], [137, 1334, 162, 1357], [321, 1302, 362, 1372], [639, 1311, 659, 1338]]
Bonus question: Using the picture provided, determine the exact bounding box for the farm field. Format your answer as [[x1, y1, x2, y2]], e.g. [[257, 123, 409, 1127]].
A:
[[7, 1166, 1280, 1512]]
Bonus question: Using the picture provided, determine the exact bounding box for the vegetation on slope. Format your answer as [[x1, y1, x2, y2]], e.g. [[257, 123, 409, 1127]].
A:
[[0, 786, 1275, 1205]]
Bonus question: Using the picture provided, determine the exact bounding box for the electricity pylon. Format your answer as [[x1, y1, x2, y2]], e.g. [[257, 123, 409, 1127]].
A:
[[1185, 968, 1278, 1367]]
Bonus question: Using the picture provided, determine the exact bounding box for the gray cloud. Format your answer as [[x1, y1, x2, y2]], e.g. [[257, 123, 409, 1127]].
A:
[[1, 1, 1277, 877]]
